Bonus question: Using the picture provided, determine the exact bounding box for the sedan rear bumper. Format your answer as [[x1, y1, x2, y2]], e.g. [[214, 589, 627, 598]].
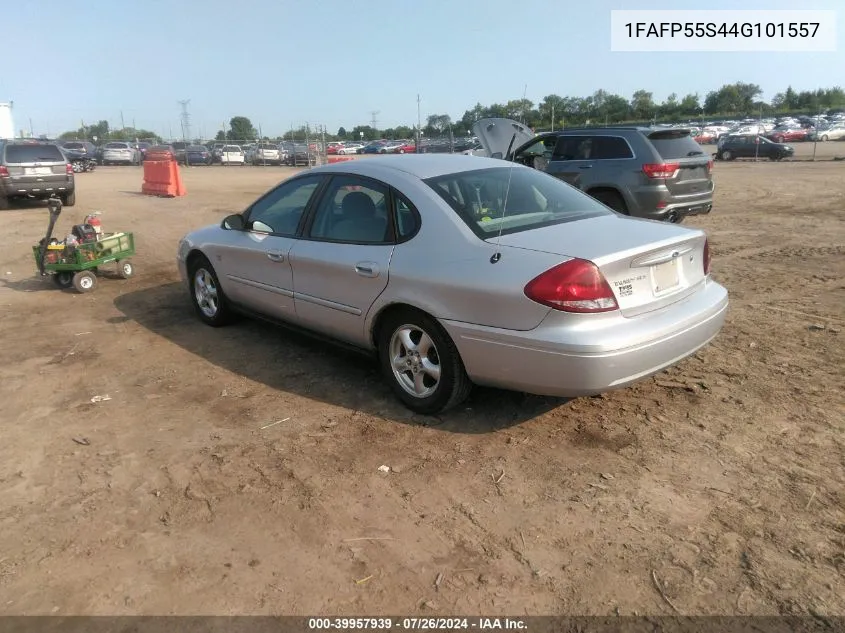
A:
[[441, 280, 728, 398]]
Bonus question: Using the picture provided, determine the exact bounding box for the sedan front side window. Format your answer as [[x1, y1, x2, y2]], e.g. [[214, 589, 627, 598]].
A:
[[245, 177, 322, 235]]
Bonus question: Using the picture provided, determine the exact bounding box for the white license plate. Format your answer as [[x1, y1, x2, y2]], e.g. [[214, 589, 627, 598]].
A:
[[651, 260, 679, 293], [25, 167, 52, 175]]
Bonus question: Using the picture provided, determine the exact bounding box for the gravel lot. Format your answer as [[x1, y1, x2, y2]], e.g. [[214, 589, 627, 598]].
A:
[[0, 144, 843, 616]]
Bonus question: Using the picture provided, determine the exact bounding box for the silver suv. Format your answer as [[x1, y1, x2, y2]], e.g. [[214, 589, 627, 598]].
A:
[[474, 119, 714, 223], [0, 140, 75, 209]]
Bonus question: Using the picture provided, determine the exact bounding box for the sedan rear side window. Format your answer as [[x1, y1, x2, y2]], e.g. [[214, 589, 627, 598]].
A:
[[5, 145, 65, 163], [424, 167, 610, 239], [308, 176, 391, 243], [393, 193, 420, 241]]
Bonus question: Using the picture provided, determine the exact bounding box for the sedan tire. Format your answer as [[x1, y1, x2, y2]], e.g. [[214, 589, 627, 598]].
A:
[[189, 256, 237, 327], [377, 308, 472, 414], [721, 150, 733, 161]]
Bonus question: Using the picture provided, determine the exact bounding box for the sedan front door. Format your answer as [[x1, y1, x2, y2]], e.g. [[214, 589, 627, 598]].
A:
[[290, 175, 396, 347], [213, 175, 324, 320]]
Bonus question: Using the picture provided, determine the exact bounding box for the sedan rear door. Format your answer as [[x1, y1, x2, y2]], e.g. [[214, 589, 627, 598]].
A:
[[289, 175, 396, 347]]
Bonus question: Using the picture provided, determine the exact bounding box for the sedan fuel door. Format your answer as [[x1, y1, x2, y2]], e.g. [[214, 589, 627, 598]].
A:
[[290, 175, 401, 347], [210, 175, 324, 320]]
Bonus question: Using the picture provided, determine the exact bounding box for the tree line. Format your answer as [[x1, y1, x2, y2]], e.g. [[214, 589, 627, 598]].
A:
[[407, 83, 844, 140], [58, 120, 160, 143], [56, 83, 845, 144]]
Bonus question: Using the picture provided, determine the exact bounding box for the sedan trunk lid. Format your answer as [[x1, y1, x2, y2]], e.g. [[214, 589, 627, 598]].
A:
[[491, 215, 709, 317]]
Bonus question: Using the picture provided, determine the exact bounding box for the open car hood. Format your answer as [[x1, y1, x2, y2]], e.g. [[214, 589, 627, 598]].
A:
[[472, 118, 535, 160]]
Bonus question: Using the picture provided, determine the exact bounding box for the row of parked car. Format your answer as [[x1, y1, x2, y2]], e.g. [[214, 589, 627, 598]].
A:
[[326, 138, 482, 155], [687, 113, 845, 144], [55, 139, 317, 167]]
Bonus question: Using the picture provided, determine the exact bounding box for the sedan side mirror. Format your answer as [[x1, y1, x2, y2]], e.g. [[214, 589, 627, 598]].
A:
[[222, 214, 246, 230]]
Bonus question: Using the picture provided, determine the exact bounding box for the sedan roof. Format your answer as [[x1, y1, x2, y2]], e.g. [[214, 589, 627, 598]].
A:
[[311, 154, 515, 180]]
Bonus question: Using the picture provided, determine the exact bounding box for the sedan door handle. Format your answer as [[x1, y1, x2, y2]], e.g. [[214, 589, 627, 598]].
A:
[[578, 164, 594, 169], [266, 251, 285, 262], [355, 262, 379, 277]]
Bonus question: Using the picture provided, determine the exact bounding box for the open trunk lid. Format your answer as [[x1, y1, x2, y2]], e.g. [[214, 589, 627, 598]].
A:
[[491, 215, 709, 317], [472, 118, 536, 160]]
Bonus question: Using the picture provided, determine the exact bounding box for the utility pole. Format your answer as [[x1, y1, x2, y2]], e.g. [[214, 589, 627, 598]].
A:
[[305, 123, 311, 166], [120, 110, 126, 130], [370, 110, 380, 136], [521, 84, 528, 124], [417, 94, 421, 153], [551, 103, 554, 132], [28, 118, 34, 138], [178, 99, 191, 143]]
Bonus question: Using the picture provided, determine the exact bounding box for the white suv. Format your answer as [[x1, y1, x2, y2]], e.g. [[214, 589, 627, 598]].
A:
[[250, 143, 281, 165]]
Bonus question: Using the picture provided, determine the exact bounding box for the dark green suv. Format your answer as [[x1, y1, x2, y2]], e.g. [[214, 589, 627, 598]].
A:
[[716, 134, 794, 161], [0, 140, 75, 209]]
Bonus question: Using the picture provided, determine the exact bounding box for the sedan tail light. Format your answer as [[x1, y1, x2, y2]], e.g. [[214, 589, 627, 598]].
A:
[[642, 163, 680, 179], [706, 160, 713, 173], [703, 238, 711, 276], [524, 259, 619, 313], [0, 166, 9, 176], [66, 163, 73, 174]]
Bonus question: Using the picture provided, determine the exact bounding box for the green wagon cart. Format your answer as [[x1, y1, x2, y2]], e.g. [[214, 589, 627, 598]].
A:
[[33, 197, 136, 293]]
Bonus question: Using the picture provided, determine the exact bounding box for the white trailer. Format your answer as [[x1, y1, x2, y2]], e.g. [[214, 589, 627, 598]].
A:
[[0, 102, 14, 139]]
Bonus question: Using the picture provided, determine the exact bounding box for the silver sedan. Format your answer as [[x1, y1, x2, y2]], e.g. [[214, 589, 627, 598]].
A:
[[177, 155, 728, 414]]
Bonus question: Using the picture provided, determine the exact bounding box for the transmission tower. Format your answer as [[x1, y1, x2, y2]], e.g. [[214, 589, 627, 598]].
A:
[[369, 110, 380, 133], [178, 99, 191, 141]]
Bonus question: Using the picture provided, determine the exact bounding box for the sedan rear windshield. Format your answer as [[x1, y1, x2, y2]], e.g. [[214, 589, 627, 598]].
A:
[[259, 144, 277, 150], [223, 146, 241, 151], [647, 130, 706, 159], [187, 145, 206, 151], [105, 142, 129, 149], [424, 166, 610, 239], [5, 144, 65, 163]]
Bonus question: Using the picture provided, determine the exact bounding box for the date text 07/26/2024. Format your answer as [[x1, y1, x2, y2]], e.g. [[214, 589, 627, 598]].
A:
[[307, 617, 527, 630]]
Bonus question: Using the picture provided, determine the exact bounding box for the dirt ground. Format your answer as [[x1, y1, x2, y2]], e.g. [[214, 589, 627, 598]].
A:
[[0, 144, 843, 617]]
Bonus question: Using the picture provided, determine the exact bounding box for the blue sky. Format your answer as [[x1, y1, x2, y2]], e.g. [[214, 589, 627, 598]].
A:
[[2, 0, 842, 138]]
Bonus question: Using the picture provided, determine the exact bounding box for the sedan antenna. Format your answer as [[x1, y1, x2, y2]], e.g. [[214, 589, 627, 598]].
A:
[[490, 133, 517, 264]]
